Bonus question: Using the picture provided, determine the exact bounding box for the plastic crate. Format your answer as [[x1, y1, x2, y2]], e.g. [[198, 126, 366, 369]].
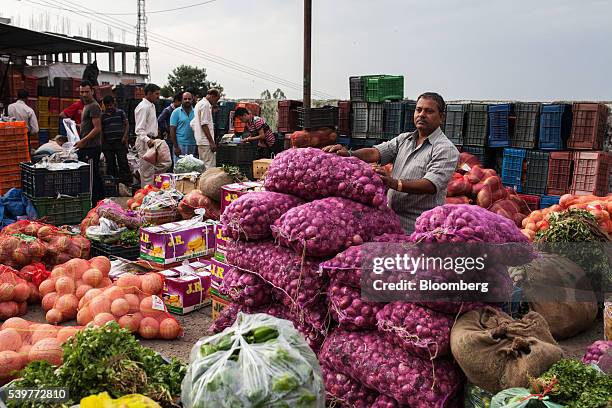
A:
[[20, 162, 91, 198], [488, 104, 514, 147], [53, 77, 75, 98], [501, 148, 526, 192], [28, 193, 92, 226], [546, 151, 574, 195], [540, 195, 561, 209], [37, 96, 49, 113], [512, 103, 540, 149], [367, 103, 384, 139], [401, 100, 417, 133], [524, 150, 550, 195], [461, 146, 501, 169], [568, 103, 609, 150], [365, 75, 404, 102], [103, 175, 119, 198], [59, 98, 72, 113], [383, 101, 404, 140], [349, 75, 385, 102], [517, 194, 540, 212], [444, 104, 466, 146], [538, 104, 572, 150], [277, 100, 302, 133], [24, 76, 38, 97], [216, 143, 258, 179], [337, 101, 351, 136], [463, 104, 489, 146], [351, 102, 368, 138], [297, 107, 338, 130], [89, 241, 140, 261], [0, 173, 22, 195], [570, 151, 612, 196]]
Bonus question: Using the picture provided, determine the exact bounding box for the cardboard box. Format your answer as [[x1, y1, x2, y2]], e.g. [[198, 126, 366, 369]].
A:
[[211, 288, 231, 320], [154, 172, 200, 194], [209, 257, 230, 290], [252, 158, 273, 180], [214, 222, 229, 262], [140, 219, 216, 266], [160, 261, 212, 315], [220, 181, 264, 214]]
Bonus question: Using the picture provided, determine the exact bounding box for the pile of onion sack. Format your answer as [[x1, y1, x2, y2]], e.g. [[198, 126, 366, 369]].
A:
[[316, 204, 534, 407], [214, 147, 403, 356]]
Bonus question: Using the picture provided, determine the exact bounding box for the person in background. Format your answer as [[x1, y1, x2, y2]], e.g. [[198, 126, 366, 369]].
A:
[[158, 92, 182, 164], [235, 107, 275, 159], [34, 135, 67, 156], [134, 83, 161, 187], [323, 92, 459, 234], [8, 89, 39, 141], [59, 99, 84, 131], [101, 95, 131, 189], [192, 88, 221, 169], [74, 80, 104, 205], [169, 92, 196, 161]]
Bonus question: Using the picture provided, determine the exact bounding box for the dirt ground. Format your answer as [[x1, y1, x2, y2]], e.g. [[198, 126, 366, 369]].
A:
[[24, 304, 603, 362]]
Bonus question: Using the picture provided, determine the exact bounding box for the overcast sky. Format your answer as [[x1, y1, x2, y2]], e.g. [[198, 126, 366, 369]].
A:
[[4, 0, 612, 100]]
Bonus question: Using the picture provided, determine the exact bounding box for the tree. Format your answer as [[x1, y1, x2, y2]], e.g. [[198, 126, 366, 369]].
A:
[[164, 65, 224, 98], [260, 89, 272, 100], [272, 88, 286, 100]]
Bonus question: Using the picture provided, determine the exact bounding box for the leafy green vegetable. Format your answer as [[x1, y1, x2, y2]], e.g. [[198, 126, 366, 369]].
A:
[[119, 229, 140, 246], [7, 322, 186, 408], [532, 359, 612, 408]]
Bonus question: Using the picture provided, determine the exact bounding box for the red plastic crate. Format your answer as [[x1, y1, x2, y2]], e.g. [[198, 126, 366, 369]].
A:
[[0, 173, 22, 195], [568, 103, 608, 150], [277, 100, 302, 133], [517, 194, 541, 212], [570, 151, 612, 196], [24, 76, 38, 97], [547, 151, 575, 195], [26, 97, 38, 117], [59, 98, 73, 113], [49, 97, 60, 114], [338, 101, 351, 136], [71, 78, 81, 98]]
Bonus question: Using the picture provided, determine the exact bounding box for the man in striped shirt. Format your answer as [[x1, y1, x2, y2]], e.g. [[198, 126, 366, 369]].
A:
[[235, 107, 276, 159], [324, 92, 459, 233]]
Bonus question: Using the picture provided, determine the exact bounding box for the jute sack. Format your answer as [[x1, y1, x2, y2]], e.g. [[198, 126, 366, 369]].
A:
[[450, 306, 563, 394], [520, 253, 598, 340], [197, 167, 233, 202]]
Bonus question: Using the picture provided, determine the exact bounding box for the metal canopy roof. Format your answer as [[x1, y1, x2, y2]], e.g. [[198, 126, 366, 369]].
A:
[[0, 23, 113, 56]]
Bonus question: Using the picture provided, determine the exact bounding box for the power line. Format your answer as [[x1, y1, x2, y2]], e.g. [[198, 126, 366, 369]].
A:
[[22, 0, 336, 98], [19, 0, 218, 15]]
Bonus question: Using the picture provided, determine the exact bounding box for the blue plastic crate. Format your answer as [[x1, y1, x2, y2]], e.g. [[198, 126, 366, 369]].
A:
[[538, 104, 572, 150], [488, 104, 513, 147], [540, 195, 561, 209], [501, 148, 526, 192]]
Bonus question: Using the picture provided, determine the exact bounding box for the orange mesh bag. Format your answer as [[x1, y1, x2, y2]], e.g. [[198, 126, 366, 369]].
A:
[[78, 272, 183, 340], [0, 318, 83, 384], [178, 190, 221, 221], [38, 257, 112, 324], [0, 265, 32, 319]]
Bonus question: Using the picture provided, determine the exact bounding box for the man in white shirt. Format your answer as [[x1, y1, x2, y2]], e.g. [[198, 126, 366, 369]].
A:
[[134, 83, 161, 186], [192, 88, 221, 170], [8, 89, 39, 139]]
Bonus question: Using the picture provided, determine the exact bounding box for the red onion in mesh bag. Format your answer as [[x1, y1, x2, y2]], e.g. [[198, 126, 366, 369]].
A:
[[372, 395, 404, 408], [373, 233, 412, 243], [220, 192, 304, 241], [272, 197, 403, 258], [319, 330, 464, 407], [226, 240, 326, 309], [321, 363, 378, 408], [264, 147, 387, 208], [376, 302, 454, 360], [219, 268, 273, 308], [328, 280, 384, 330], [209, 302, 241, 334], [582, 340, 612, 373], [417, 301, 490, 315]]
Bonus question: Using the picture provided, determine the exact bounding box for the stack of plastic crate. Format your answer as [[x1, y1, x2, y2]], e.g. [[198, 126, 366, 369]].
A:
[[0, 122, 31, 194]]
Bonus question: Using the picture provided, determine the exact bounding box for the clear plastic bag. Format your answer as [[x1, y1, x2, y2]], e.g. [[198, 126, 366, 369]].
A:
[[174, 154, 205, 174], [182, 312, 325, 408], [85, 218, 126, 244]]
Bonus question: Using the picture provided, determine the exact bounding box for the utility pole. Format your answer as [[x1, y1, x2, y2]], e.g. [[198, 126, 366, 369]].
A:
[[303, 0, 311, 108], [135, 0, 150, 79]]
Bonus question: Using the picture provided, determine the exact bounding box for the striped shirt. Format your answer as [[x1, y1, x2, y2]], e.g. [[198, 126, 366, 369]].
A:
[[374, 127, 460, 234], [246, 116, 275, 148]]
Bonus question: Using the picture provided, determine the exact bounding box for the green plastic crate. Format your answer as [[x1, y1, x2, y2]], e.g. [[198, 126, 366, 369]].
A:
[[28, 193, 92, 226], [365, 75, 404, 102]]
